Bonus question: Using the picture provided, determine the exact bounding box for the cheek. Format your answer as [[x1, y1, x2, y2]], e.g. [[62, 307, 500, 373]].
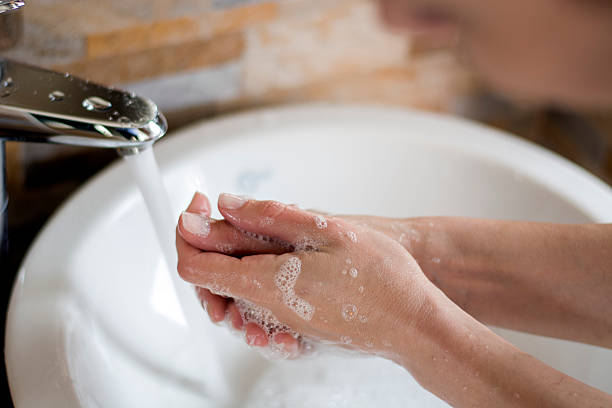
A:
[[378, 0, 458, 32], [459, 1, 612, 107], [378, 0, 410, 28], [465, 32, 612, 107]]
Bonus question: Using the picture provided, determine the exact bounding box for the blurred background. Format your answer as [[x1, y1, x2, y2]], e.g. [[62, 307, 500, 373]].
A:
[[1, 0, 611, 404]]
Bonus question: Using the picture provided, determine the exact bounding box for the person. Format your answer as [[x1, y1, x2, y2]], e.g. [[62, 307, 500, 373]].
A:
[[176, 1, 612, 406]]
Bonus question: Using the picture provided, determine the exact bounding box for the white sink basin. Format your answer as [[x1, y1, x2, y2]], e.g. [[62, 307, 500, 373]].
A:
[[6, 105, 612, 407]]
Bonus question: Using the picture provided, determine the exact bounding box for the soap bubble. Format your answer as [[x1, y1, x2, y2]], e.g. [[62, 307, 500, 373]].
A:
[[342, 304, 358, 321], [315, 215, 327, 229]]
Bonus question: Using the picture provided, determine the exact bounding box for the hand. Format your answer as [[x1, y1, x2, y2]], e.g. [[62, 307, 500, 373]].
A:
[[176, 192, 440, 361], [176, 192, 430, 354], [177, 192, 300, 354]]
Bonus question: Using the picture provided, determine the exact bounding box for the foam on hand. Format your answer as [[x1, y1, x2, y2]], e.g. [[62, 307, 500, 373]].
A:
[[237, 226, 293, 250], [342, 304, 358, 321], [314, 215, 328, 229], [234, 298, 300, 359], [219, 257, 316, 359], [232, 298, 319, 360], [274, 257, 315, 321]]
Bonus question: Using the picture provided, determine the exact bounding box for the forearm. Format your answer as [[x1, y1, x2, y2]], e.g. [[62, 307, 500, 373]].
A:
[[404, 218, 612, 348], [396, 291, 612, 407]]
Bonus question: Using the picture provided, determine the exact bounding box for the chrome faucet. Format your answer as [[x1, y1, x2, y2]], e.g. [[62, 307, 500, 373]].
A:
[[0, 1, 168, 257]]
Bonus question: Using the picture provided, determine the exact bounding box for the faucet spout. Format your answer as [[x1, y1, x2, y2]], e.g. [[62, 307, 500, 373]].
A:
[[0, 59, 167, 154], [0, 1, 169, 270]]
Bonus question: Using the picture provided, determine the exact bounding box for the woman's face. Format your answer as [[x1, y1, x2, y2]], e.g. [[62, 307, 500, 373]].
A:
[[378, 0, 612, 109]]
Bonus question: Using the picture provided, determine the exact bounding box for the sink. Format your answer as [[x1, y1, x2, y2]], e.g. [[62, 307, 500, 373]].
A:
[[6, 104, 612, 407]]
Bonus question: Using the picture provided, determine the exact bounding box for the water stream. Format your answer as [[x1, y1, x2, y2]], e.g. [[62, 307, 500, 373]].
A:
[[123, 148, 231, 405]]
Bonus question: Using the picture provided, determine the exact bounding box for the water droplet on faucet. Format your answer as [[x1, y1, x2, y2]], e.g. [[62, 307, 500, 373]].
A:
[[117, 116, 132, 126], [48, 90, 65, 102], [82, 96, 112, 111], [0, 77, 17, 97]]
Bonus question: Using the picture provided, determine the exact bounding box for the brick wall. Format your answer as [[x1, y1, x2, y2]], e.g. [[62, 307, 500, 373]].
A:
[[4, 0, 473, 118]]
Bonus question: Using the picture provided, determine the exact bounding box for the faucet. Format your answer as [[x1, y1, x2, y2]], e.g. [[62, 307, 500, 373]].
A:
[[0, 1, 168, 257]]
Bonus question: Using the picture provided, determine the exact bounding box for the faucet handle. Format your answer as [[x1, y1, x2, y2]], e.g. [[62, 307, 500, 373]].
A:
[[0, 1, 25, 14], [0, 1, 24, 50]]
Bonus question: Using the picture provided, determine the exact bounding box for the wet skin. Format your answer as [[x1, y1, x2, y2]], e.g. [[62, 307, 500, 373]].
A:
[[176, 192, 612, 407]]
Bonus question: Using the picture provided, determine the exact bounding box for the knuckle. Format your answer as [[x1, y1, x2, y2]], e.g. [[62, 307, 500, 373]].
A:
[[176, 260, 191, 280], [294, 285, 310, 298], [177, 255, 206, 283], [260, 200, 287, 220]]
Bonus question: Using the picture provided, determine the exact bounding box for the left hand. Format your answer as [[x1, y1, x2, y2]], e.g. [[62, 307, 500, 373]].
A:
[[176, 192, 439, 360]]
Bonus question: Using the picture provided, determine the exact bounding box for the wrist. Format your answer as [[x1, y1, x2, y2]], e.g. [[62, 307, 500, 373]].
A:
[[387, 278, 467, 368], [399, 217, 465, 282], [394, 291, 511, 404]]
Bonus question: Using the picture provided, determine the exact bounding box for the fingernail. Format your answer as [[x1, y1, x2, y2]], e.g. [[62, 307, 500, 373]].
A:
[[230, 309, 244, 330], [219, 193, 247, 210], [181, 212, 212, 237], [245, 331, 257, 346], [279, 339, 299, 355], [210, 307, 225, 323], [246, 331, 267, 347]]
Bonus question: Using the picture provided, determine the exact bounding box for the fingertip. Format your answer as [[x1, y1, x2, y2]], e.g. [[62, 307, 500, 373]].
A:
[[227, 301, 244, 330], [195, 285, 207, 302], [245, 323, 268, 347], [210, 305, 226, 323], [186, 191, 212, 215], [273, 333, 300, 357], [218, 193, 248, 211], [218, 197, 322, 245], [196, 287, 228, 322], [179, 211, 212, 239]]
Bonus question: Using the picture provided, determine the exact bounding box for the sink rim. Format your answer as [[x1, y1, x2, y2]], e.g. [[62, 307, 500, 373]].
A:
[[6, 103, 612, 405]]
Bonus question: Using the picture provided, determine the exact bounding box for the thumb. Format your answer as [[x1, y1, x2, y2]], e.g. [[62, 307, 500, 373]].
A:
[[217, 193, 341, 247], [185, 191, 212, 215]]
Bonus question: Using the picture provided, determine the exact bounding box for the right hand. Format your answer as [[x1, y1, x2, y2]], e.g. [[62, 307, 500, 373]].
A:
[[177, 192, 440, 359]]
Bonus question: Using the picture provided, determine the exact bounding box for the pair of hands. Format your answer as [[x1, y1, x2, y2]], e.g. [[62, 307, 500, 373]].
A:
[[177, 194, 612, 408], [176, 192, 441, 361]]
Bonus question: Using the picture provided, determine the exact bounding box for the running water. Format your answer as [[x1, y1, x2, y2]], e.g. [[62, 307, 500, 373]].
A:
[[123, 149, 176, 270], [122, 149, 447, 407], [123, 148, 231, 405]]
